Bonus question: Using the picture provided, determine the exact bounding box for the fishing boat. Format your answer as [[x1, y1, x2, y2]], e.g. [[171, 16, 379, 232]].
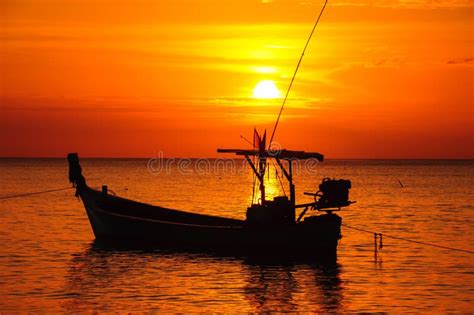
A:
[[68, 140, 353, 256], [67, 0, 354, 256]]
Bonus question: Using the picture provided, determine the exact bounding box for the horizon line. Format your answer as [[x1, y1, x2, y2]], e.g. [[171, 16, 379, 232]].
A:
[[0, 156, 473, 161]]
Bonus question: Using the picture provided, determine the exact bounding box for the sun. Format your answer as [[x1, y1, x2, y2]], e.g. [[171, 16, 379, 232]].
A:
[[253, 80, 282, 99]]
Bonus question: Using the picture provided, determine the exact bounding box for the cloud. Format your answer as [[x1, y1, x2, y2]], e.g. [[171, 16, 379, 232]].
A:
[[446, 57, 474, 65]]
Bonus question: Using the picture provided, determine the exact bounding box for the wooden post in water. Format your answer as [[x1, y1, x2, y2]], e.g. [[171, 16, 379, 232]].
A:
[[374, 233, 378, 253]]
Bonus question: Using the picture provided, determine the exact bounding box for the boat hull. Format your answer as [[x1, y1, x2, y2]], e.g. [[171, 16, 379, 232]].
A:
[[79, 188, 341, 256]]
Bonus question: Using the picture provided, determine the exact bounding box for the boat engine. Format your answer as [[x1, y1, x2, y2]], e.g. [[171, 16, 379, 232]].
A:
[[313, 178, 352, 209]]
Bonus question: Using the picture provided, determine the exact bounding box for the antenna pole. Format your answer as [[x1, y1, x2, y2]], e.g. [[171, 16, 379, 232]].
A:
[[268, 0, 328, 148]]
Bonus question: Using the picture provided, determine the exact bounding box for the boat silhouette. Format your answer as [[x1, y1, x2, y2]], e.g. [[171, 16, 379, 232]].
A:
[[67, 141, 353, 257]]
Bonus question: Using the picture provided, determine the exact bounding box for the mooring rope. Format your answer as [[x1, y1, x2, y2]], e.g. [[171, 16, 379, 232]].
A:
[[0, 186, 74, 200], [0, 186, 75, 200], [342, 223, 474, 254]]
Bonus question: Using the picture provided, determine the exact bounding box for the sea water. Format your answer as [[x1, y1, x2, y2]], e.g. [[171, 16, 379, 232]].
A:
[[0, 158, 472, 312]]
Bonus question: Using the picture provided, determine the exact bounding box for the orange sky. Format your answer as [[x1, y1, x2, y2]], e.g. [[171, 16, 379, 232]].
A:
[[1, 0, 473, 158]]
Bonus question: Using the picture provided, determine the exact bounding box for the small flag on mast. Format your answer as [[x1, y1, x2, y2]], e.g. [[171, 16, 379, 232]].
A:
[[253, 129, 266, 154]]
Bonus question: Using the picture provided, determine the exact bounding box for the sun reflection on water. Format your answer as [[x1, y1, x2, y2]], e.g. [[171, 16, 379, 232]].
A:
[[246, 162, 287, 206]]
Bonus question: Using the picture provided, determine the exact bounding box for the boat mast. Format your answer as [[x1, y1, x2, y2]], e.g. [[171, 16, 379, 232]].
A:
[[253, 129, 267, 203]]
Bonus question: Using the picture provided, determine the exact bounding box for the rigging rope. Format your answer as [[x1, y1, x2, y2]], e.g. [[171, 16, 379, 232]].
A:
[[0, 187, 73, 200], [239, 133, 258, 205], [342, 223, 474, 254], [268, 0, 328, 148], [271, 159, 287, 196]]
